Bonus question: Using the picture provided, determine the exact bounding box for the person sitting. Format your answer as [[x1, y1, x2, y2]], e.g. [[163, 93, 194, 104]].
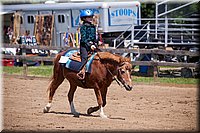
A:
[[77, 9, 98, 80]]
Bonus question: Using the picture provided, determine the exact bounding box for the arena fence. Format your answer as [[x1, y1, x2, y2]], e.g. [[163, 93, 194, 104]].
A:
[[2, 43, 199, 77]]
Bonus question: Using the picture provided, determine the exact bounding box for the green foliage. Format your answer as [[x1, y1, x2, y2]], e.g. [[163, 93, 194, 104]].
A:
[[141, 3, 155, 24], [141, 3, 155, 18], [140, 2, 199, 24], [167, 2, 200, 24], [168, 3, 199, 18]]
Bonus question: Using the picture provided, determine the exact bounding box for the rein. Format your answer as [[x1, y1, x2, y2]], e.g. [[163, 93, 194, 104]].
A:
[[107, 68, 124, 88], [96, 52, 124, 88]]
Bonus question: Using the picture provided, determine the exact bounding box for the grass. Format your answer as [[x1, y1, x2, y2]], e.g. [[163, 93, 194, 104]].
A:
[[28, 65, 53, 77], [133, 76, 198, 85], [2, 66, 23, 75], [2, 65, 199, 85], [2, 65, 53, 77]]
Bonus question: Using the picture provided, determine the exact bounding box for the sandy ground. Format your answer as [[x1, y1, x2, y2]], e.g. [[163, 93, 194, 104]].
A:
[[2, 75, 198, 132]]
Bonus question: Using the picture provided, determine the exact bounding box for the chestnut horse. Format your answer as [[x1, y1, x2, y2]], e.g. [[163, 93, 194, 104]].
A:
[[43, 50, 133, 118]]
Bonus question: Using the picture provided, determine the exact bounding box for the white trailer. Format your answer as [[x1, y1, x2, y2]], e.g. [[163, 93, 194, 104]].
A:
[[2, 1, 141, 46]]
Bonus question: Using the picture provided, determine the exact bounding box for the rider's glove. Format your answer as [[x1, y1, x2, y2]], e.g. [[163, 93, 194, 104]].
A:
[[91, 45, 96, 51]]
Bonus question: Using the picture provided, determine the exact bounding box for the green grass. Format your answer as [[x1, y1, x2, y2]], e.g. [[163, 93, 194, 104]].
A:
[[2, 65, 53, 77], [2, 66, 23, 75], [28, 65, 53, 77], [2, 65, 199, 85], [159, 77, 198, 84], [133, 76, 198, 85]]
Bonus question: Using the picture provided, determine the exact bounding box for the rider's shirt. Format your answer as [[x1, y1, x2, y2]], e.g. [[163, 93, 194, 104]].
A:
[[80, 22, 97, 51]]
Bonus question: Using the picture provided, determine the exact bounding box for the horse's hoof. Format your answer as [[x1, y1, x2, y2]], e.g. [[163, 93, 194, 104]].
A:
[[43, 106, 50, 113], [73, 113, 80, 118], [71, 110, 79, 115], [87, 107, 93, 115], [71, 111, 80, 118]]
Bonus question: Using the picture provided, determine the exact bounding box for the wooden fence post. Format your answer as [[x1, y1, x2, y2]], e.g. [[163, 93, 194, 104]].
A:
[[22, 45, 27, 77], [153, 65, 158, 80]]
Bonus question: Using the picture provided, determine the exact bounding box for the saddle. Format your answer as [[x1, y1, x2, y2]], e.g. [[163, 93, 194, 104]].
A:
[[70, 52, 92, 62], [59, 49, 98, 74]]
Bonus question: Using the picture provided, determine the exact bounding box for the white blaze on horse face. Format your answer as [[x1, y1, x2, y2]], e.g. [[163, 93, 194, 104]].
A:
[[121, 68, 131, 82], [127, 70, 132, 83], [123, 63, 132, 86]]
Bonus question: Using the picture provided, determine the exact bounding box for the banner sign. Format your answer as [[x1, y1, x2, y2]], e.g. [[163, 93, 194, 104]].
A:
[[109, 8, 138, 26]]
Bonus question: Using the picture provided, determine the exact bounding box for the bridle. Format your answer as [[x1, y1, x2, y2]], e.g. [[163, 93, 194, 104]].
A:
[[101, 59, 132, 90], [106, 67, 124, 88], [96, 51, 132, 91]]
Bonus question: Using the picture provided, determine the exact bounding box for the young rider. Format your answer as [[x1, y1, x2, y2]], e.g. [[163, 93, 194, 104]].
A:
[[77, 9, 98, 80]]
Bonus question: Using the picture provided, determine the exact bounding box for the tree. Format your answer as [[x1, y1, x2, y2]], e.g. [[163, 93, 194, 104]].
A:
[[140, 2, 199, 24], [141, 3, 155, 24]]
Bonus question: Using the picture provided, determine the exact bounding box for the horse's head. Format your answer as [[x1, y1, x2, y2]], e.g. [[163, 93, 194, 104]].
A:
[[117, 61, 133, 91], [96, 52, 133, 91]]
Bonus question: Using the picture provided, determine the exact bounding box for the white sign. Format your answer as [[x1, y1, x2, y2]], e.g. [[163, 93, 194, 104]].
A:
[[109, 8, 138, 26]]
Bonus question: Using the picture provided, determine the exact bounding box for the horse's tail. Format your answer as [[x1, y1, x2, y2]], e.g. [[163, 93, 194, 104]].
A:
[[47, 53, 62, 93], [52, 53, 62, 81]]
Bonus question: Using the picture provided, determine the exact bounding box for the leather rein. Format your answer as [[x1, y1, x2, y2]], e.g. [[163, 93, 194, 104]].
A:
[[96, 52, 125, 88]]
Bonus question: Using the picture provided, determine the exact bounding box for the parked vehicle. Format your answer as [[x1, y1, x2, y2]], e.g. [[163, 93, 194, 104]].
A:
[[2, 1, 141, 47]]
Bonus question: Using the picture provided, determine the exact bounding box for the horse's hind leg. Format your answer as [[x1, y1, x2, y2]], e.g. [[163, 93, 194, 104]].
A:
[[43, 76, 64, 113], [68, 83, 79, 116]]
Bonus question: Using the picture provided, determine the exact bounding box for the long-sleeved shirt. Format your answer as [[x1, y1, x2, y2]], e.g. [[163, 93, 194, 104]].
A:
[[80, 22, 97, 51]]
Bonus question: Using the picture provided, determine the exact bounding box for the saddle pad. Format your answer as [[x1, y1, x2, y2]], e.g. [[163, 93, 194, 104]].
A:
[[59, 49, 96, 73]]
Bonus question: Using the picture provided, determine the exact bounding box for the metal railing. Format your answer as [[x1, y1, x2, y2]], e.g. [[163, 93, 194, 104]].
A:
[[113, 16, 199, 49], [113, 21, 151, 49], [113, 24, 132, 48], [155, 0, 199, 47]]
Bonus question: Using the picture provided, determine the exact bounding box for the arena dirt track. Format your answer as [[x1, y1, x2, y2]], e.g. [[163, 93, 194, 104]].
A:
[[2, 75, 198, 132]]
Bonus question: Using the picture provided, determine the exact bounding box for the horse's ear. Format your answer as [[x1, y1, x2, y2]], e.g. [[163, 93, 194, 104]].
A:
[[125, 57, 131, 63], [120, 57, 131, 63]]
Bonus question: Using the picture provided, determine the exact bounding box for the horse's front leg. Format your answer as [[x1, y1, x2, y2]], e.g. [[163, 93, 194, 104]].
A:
[[87, 87, 107, 116], [68, 84, 79, 116], [93, 88, 107, 118]]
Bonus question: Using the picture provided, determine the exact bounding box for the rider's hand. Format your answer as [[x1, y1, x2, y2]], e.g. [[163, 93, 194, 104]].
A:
[[91, 45, 96, 51], [89, 41, 93, 45]]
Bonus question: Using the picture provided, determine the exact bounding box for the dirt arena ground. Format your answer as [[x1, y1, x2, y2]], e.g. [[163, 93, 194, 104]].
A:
[[2, 75, 198, 132]]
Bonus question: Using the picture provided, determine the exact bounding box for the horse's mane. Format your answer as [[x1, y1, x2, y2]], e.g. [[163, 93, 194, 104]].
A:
[[96, 52, 131, 64]]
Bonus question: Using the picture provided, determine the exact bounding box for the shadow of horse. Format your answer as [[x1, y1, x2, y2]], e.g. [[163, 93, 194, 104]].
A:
[[48, 110, 125, 120], [48, 111, 99, 118]]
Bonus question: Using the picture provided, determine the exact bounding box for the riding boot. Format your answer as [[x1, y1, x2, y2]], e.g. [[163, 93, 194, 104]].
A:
[[77, 66, 86, 80]]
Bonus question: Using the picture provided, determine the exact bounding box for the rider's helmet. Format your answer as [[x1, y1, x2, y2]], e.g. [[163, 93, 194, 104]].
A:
[[80, 9, 94, 18]]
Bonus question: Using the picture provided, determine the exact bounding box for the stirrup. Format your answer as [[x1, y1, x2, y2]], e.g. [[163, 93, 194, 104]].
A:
[[77, 71, 85, 80]]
